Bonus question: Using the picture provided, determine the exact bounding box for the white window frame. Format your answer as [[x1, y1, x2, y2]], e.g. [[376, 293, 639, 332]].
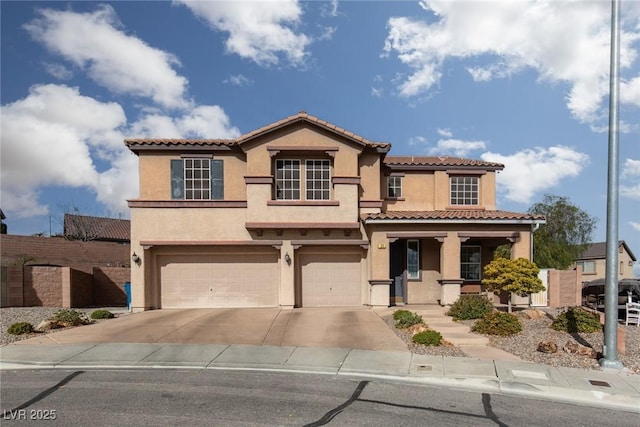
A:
[[450, 176, 479, 206], [305, 160, 331, 200], [461, 245, 482, 281], [184, 158, 211, 200], [387, 176, 402, 198], [407, 240, 420, 279], [275, 159, 301, 200]]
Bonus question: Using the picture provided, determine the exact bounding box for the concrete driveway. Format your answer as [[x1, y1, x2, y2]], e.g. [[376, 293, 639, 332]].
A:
[[14, 307, 408, 352]]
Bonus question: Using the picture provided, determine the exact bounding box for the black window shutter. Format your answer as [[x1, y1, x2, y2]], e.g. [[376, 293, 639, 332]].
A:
[[211, 159, 224, 200], [170, 159, 184, 199]]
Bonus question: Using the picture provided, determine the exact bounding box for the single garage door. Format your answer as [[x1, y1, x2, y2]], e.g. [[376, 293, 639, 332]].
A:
[[300, 252, 362, 307], [159, 253, 278, 308]]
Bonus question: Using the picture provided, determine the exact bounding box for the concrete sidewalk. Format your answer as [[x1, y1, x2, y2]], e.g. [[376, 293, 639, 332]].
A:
[[1, 343, 638, 413]]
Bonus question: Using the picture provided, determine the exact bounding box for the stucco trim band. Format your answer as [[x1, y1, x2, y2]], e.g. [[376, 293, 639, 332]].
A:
[[246, 222, 359, 229], [139, 240, 282, 248], [127, 200, 247, 208]]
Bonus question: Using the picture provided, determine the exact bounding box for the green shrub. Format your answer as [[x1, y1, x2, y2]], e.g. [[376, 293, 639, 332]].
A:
[[446, 294, 494, 320], [550, 307, 601, 333], [393, 310, 423, 328], [51, 309, 87, 327], [8, 322, 34, 335], [473, 312, 522, 336], [90, 310, 114, 320], [412, 330, 442, 346]]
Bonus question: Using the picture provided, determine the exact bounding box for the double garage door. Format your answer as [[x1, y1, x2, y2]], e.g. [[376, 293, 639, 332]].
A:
[[158, 249, 363, 308], [159, 252, 279, 309]]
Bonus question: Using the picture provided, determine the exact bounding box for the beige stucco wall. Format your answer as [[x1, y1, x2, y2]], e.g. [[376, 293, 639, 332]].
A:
[[406, 240, 442, 303], [580, 247, 636, 280], [137, 151, 247, 200], [359, 152, 381, 201], [384, 172, 435, 211]]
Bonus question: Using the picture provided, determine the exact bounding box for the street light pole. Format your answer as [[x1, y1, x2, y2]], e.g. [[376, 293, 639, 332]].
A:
[[600, 0, 623, 369]]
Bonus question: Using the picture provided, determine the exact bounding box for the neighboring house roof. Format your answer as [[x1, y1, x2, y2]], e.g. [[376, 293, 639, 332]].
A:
[[64, 214, 130, 242], [576, 241, 637, 262], [362, 210, 545, 224], [0, 209, 5, 220], [125, 111, 392, 153], [384, 156, 504, 170]]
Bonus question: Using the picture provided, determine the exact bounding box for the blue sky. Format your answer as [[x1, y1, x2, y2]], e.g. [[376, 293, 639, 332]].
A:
[[1, 1, 639, 275]]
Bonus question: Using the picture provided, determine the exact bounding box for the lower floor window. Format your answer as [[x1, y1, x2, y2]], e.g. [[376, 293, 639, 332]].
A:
[[461, 245, 481, 280], [407, 240, 420, 279]]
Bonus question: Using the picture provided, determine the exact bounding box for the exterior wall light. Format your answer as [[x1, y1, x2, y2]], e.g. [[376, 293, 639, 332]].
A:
[[285, 253, 291, 265], [132, 252, 141, 265]]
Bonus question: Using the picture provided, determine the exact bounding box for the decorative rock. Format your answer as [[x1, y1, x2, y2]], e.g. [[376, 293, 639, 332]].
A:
[[537, 340, 558, 353], [563, 340, 597, 358], [521, 309, 547, 320], [34, 320, 60, 332]]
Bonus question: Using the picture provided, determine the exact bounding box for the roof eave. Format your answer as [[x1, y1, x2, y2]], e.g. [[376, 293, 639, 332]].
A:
[[363, 218, 547, 225]]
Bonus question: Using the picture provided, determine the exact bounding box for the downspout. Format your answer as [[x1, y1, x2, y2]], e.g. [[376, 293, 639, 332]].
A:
[[530, 222, 541, 261]]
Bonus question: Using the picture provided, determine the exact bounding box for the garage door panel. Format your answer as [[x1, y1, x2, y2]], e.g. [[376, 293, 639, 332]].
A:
[[160, 252, 278, 308], [300, 252, 362, 307]]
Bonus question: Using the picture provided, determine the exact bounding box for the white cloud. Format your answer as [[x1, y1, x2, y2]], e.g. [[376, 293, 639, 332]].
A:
[[176, 0, 311, 67], [25, 5, 189, 109], [42, 62, 72, 80], [622, 158, 640, 177], [129, 106, 241, 139], [383, 1, 640, 124], [481, 146, 590, 204], [630, 222, 640, 232], [371, 87, 383, 98], [408, 136, 427, 146], [437, 128, 452, 138], [1, 84, 240, 218], [430, 138, 486, 157], [223, 74, 254, 87], [0, 84, 125, 218]]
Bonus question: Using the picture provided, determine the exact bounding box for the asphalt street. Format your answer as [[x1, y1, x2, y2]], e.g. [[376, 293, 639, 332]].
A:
[[1, 369, 638, 426]]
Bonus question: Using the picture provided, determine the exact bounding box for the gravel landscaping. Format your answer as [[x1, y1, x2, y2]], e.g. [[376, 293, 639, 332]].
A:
[[0, 307, 126, 345], [384, 307, 640, 374]]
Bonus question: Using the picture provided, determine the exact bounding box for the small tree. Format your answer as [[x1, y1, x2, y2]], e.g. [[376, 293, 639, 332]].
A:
[[482, 257, 545, 312]]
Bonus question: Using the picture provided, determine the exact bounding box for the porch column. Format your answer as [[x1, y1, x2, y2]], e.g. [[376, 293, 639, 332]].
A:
[[369, 231, 391, 306], [280, 241, 295, 308], [440, 232, 462, 305]]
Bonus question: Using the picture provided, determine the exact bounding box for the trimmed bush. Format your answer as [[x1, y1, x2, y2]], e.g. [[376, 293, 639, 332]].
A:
[[473, 312, 522, 336], [8, 322, 34, 335], [446, 295, 494, 320], [551, 307, 601, 333], [412, 330, 442, 346], [393, 310, 423, 328], [51, 309, 87, 327], [91, 310, 115, 320]]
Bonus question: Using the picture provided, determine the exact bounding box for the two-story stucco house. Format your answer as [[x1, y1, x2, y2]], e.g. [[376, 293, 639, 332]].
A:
[[125, 112, 544, 311]]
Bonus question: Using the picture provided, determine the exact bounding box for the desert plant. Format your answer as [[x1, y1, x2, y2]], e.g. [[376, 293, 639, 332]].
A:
[[550, 307, 601, 333], [8, 322, 34, 335], [473, 312, 522, 336], [446, 295, 494, 320], [482, 257, 545, 312], [51, 309, 87, 327], [91, 309, 114, 320], [393, 310, 423, 328], [412, 330, 442, 346]]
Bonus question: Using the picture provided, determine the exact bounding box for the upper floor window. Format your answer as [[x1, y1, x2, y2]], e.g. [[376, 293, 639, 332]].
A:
[[171, 158, 223, 200], [577, 260, 596, 274], [461, 245, 481, 281], [275, 159, 330, 200], [387, 176, 403, 198], [450, 176, 478, 205]]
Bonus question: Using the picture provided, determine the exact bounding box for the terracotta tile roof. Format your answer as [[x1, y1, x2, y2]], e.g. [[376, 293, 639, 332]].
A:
[[125, 138, 235, 149], [384, 156, 504, 170], [362, 210, 545, 222], [125, 111, 391, 152], [64, 214, 130, 242]]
